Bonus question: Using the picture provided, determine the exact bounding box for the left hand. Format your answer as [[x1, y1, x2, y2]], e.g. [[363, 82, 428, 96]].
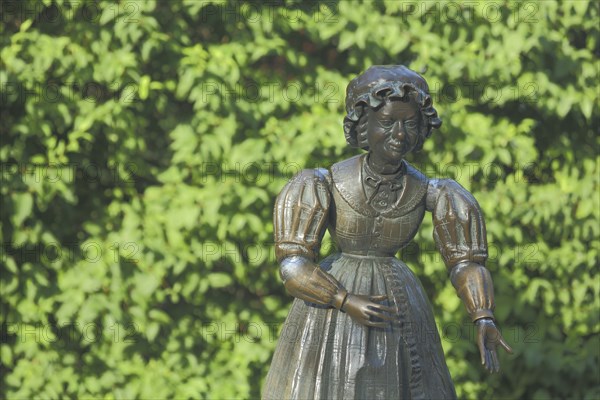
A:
[[476, 318, 513, 373]]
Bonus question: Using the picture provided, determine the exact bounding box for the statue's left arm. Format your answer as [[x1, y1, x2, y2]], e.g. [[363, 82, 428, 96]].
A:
[[427, 178, 513, 373]]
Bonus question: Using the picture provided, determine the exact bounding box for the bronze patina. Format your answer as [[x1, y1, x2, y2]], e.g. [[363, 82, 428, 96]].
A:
[[263, 65, 512, 400]]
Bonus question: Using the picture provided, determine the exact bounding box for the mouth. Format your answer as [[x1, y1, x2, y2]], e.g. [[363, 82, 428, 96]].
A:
[[386, 142, 405, 153]]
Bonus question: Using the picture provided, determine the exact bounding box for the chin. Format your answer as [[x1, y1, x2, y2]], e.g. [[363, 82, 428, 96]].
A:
[[386, 149, 406, 159], [381, 152, 404, 163]]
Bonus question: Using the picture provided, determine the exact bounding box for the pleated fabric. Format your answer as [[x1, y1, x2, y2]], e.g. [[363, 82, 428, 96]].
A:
[[263, 253, 457, 400]]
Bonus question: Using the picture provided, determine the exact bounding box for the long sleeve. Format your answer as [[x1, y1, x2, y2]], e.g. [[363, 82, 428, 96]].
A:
[[274, 169, 347, 308], [427, 179, 495, 321]]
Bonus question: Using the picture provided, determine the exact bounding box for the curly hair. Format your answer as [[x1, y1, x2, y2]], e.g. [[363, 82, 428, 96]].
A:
[[343, 65, 442, 152]]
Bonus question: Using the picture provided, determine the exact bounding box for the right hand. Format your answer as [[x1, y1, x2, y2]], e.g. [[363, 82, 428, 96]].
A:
[[341, 294, 397, 328]]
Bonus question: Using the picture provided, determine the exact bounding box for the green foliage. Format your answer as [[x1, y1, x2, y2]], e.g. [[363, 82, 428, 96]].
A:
[[1, 0, 598, 398]]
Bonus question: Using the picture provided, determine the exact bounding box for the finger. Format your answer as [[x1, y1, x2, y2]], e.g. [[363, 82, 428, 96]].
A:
[[365, 309, 395, 321], [488, 352, 495, 373], [498, 336, 514, 354], [368, 295, 388, 302], [490, 349, 500, 373], [368, 304, 397, 313], [485, 350, 492, 373], [477, 331, 486, 365]]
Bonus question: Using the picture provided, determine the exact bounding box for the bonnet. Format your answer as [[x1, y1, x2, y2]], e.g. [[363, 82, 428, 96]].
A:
[[343, 65, 441, 149]]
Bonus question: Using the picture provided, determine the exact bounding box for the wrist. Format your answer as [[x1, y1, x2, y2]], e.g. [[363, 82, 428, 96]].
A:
[[332, 288, 349, 310]]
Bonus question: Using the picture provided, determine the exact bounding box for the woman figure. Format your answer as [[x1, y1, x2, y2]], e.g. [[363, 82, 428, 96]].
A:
[[263, 65, 512, 400]]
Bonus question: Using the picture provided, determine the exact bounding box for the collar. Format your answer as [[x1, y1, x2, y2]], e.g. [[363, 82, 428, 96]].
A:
[[330, 154, 429, 218], [363, 154, 406, 193]]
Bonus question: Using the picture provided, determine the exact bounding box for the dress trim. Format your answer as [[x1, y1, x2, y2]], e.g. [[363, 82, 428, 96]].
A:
[[330, 154, 429, 218]]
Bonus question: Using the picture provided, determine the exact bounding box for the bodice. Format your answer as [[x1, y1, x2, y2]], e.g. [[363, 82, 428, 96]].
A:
[[328, 155, 428, 256]]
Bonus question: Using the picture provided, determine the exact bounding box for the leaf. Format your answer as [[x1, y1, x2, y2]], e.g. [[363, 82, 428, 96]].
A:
[[207, 273, 233, 288], [146, 322, 160, 342], [11, 192, 33, 226]]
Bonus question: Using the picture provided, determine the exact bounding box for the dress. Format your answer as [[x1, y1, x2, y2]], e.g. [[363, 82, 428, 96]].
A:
[[263, 154, 492, 400]]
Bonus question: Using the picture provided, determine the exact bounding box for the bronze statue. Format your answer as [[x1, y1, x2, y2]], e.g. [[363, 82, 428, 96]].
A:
[[263, 65, 512, 400]]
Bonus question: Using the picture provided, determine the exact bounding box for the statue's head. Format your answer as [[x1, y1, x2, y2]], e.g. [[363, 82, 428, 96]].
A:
[[343, 65, 441, 155]]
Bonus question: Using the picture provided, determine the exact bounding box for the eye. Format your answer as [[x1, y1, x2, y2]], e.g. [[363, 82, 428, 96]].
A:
[[404, 119, 418, 129], [378, 119, 395, 128]]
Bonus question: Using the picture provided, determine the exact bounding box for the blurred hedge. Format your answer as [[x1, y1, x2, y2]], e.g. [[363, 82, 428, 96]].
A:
[[1, 0, 598, 398]]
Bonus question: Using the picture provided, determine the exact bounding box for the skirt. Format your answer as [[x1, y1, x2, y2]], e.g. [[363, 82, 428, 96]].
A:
[[262, 253, 457, 400]]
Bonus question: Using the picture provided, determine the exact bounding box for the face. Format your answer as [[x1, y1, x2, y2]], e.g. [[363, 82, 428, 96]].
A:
[[366, 98, 421, 163]]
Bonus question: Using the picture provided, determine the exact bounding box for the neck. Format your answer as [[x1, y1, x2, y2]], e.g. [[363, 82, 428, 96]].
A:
[[366, 153, 403, 175]]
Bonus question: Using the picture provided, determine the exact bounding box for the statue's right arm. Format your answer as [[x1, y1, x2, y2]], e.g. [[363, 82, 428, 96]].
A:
[[274, 169, 347, 309]]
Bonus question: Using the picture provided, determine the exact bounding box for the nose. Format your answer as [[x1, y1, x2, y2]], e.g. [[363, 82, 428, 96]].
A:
[[392, 121, 405, 140]]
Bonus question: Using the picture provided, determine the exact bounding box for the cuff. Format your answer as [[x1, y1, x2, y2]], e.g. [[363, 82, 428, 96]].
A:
[[332, 288, 348, 310], [471, 309, 495, 322]]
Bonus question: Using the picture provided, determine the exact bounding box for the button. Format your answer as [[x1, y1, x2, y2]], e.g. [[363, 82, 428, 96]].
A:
[[373, 232, 380, 237], [376, 216, 383, 222]]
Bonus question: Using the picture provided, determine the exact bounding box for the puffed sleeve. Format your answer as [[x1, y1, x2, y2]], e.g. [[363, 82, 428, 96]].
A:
[[274, 168, 331, 262], [274, 169, 347, 308], [426, 179, 496, 322]]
